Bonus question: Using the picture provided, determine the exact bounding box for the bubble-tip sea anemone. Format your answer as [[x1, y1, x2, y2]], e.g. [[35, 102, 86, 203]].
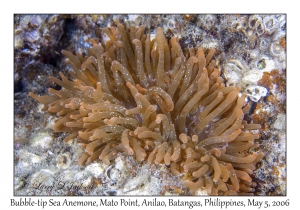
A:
[[29, 21, 264, 195]]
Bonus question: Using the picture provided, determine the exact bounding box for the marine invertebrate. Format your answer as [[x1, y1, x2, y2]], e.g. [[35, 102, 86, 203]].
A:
[[29, 21, 264, 195]]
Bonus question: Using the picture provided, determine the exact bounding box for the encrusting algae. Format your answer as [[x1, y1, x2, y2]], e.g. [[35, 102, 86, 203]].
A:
[[29, 21, 264, 195]]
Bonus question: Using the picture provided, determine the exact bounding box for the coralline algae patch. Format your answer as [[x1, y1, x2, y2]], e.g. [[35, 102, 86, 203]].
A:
[[249, 69, 286, 195], [14, 14, 286, 196], [30, 132, 53, 149]]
